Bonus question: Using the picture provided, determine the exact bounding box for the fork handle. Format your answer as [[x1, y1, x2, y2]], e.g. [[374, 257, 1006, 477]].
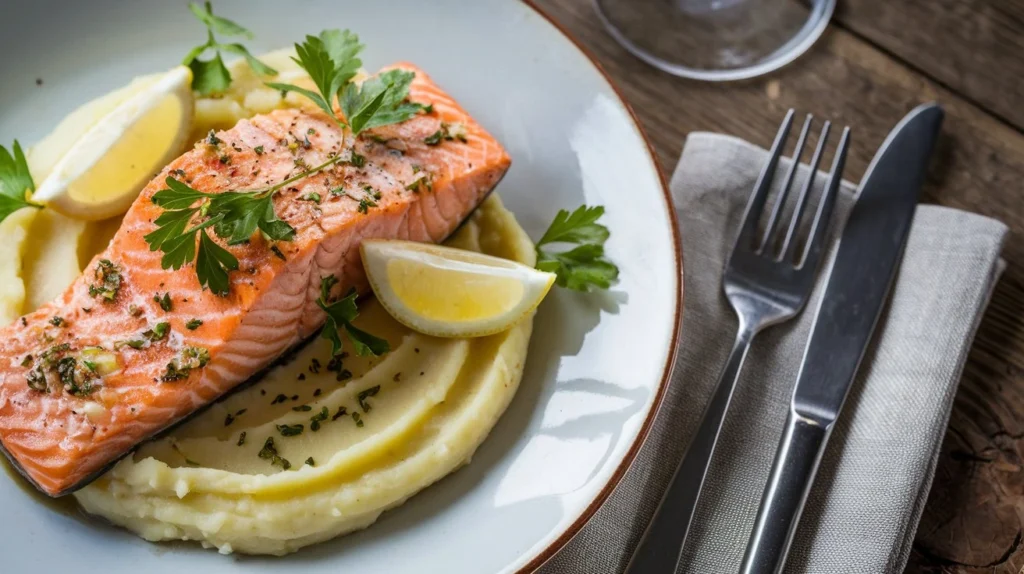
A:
[[624, 326, 756, 574], [739, 411, 831, 574]]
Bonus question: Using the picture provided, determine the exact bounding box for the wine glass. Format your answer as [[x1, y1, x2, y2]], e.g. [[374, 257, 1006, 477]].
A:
[[594, 0, 836, 81]]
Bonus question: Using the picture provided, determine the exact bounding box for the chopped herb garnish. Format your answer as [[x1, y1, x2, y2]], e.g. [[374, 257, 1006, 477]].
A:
[[270, 245, 287, 260], [313, 388, 322, 397], [237, 431, 246, 446], [129, 304, 143, 317], [310, 406, 329, 431], [186, 318, 204, 330], [349, 152, 366, 168], [49, 316, 65, 327], [352, 412, 364, 427], [316, 275, 390, 357], [254, 145, 265, 155], [301, 192, 322, 204], [309, 358, 321, 374], [82, 307, 92, 313], [271, 393, 288, 405], [143, 321, 171, 342], [88, 259, 123, 302], [277, 423, 304, 437], [171, 169, 187, 179], [332, 406, 348, 421], [357, 385, 380, 412], [207, 130, 223, 146], [181, 2, 277, 96], [0, 141, 42, 225], [236, 408, 247, 416], [258, 436, 291, 469], [357, 197, 376, 214], [121, 339, 147, 350], [424, 104, 434, 114], [26, 368, 48, 393], [305, 457, 315, 466], [224, 413, 235, 426], [83, 360, 98, 373], [154, 292, 172, 311], [292, 404, 312, 412], [56, 357, 97, 396], [20, 355, 32, 367], [535, 205, 620, 291], [161, 346, 210, 382], [424, 130, 443, 146]]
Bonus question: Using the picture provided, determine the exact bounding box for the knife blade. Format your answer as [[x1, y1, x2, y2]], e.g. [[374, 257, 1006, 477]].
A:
[[739, 103, 944, 574]]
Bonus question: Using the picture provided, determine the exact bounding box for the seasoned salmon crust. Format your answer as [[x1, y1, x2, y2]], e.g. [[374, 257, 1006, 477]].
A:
[[0, 63, 511, 496]]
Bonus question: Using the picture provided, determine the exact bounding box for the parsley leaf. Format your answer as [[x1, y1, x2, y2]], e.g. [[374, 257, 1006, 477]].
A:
[[182, 2, 276, 96], [195, 228, 239, 296], [535, 205, 619, 292], [266, 30, 363, 126], [144, 154, 342, 296], [316, 275, 389, 357], [267, 30, 425, 135], [341, 69, 425, 135], [0, 141, 41, 223]]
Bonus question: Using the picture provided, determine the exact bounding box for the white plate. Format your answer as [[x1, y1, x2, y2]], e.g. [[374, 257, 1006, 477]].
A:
[[0, 1, 681, 572]]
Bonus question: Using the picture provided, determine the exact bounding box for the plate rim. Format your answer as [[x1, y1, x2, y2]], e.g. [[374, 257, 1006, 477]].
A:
[[515, 2, 684, 571]]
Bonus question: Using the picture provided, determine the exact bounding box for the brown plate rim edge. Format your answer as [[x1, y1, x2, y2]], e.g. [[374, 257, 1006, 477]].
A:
[[515, 1, 685, 572]]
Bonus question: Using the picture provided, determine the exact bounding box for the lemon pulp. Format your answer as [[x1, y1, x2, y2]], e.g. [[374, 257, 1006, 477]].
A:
[[64, 94, 184, 205], [386, 256, 525, 322]]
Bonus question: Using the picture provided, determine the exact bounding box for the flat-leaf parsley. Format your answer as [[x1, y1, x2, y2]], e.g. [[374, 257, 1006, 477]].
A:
[[316, 275, 389, 357], [0, 141, 41, 224], [182, 2, 277, 95], [535, 205, 619, 291]]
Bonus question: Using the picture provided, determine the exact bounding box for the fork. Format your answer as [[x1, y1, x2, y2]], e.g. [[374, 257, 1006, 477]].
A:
[[623, 110, 850, 574]]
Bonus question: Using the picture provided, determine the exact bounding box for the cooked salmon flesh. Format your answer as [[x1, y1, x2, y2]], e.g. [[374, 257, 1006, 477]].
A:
[[0, 64, 511, 496]]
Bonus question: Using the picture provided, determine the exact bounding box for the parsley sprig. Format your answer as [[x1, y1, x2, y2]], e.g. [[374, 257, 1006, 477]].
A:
[[266, 30, 425, 135], [535, 205, 619, 291], [317, 275, 389, 357], [144, 155, 343, 295], [0, 141, 41, 223], [182, 2, 277, 95]]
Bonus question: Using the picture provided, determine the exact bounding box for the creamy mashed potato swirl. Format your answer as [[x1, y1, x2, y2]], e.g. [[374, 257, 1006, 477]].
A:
[[73, 197, 533, 555]]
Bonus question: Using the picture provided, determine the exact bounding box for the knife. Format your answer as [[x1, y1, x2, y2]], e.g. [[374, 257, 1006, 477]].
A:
[[738, 103, 944, 574]]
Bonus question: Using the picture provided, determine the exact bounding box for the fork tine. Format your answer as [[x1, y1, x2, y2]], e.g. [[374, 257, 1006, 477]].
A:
[[759, 114, 812, 254], [799, 126, 851, 268], [737, 109, 794, 250], [780, 120, 831, 262]]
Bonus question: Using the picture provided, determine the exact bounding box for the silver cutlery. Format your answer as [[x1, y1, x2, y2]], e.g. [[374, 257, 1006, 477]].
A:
[[625, 110, 851, 574], [739, 103, 944, 574]]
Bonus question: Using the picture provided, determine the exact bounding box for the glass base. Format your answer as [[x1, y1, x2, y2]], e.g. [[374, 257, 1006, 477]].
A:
[[594, 0, 836, 81]]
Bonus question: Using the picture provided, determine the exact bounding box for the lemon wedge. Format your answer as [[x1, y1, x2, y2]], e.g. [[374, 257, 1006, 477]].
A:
[[361, 239, 556, 338], [30, 66, 195, 220]]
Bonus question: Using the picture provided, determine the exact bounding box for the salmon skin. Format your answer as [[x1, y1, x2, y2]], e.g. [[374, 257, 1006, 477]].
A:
[[0, 63, 511, 497]]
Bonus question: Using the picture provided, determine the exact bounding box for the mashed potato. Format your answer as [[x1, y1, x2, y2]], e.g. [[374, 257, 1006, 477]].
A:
[[74, 197, 532, 555], [9, 54, 532, 555]]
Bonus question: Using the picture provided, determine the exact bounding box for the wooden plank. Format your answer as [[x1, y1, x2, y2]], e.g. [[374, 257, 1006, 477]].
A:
[[531, 1, 1024, 572], [837, 0, 1024, 133]]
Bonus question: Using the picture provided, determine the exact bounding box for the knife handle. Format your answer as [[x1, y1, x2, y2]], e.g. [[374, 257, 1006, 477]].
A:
[[739, 410, 832, 574]]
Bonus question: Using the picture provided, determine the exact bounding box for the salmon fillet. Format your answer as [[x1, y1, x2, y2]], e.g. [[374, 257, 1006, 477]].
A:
[[0, 63, 511, 496]]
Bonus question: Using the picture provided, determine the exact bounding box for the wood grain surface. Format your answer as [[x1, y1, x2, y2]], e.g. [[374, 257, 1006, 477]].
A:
[[531, 1, 1024, 572]]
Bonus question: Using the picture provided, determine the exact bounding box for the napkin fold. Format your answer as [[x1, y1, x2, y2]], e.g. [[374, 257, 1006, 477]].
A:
[[538, 133, 1008, 573]]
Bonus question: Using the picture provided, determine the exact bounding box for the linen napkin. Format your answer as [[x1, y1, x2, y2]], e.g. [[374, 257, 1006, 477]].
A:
[[537, 132, 1008, 574]]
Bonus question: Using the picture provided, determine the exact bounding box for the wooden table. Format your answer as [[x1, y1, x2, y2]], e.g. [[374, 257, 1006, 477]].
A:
[[532, 1, 1024, 572]]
